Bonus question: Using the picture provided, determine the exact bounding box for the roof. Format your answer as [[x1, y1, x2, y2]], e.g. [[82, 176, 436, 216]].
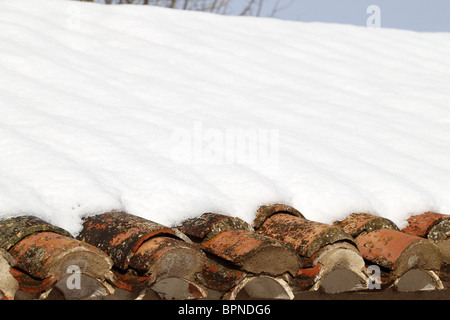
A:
[[0, 205, 448, 300]]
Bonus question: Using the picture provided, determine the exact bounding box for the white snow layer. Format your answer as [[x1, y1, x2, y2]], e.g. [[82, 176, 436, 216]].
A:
[[1, 0, 450, 235]]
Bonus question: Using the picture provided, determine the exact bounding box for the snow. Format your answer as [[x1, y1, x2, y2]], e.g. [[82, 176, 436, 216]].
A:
[[1, 0, 450, 236]]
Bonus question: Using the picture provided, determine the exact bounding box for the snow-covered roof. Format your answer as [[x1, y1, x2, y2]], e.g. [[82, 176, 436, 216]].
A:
[[0, 0, 449, 300], [1, 0, 450, 236]]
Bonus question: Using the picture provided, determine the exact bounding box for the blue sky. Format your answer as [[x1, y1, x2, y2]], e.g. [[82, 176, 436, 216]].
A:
[[254, 0, 450, 32]]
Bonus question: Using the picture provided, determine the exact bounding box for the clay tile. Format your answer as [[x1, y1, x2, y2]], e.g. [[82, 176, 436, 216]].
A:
[[256, 213, 354, 259], [129, 236, 205, 276], [150, 277, 207, 300], [0, 215, 72, 251], [79, 212, 209, 299], [402, 212, 450, 265], [225, 275, 294, 300], [201, 229, 301, 276], [254, 212, 370, 293], [7, 230, 114, 299], [179, 213, 302, 277], [129, 236, 207, 299], [9, 268, 58, 297], [9, 232, 112, 280], [295, 263, 324, 291], [0, 249, 19, 300], [355, 228, 443, 276], [253, 203, 304, 229], [179, 212, 253, 242], [402, 212, 450, 240], [332, 213, 399, 237], [77, 211, 179, 270], [199, 257, 294, 300], [307, 242, 368, 293], [104, 270, 153, 295], [198, 257, 245, 295], [395, 269, 443, 292]]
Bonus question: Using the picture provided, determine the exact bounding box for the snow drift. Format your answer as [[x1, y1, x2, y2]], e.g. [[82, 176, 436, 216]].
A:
[[1, 0, 450, 235]]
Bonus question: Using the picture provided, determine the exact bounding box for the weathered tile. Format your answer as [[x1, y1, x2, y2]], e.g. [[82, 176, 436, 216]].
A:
[[179, 212, 254, 242], [0, 249, 19, 300], [253, 203, 305, 229], [202, 229, 301, 276], [402, 212, 450, 264], [0, 215, 72, 251], [180, 212, 301, 277], [78, 211, 179, 270], [402, 212, 450, 239], [78, 211, 208, 299], [256, 213, 354, 259], [8, 231, 114, 299], [333, 212, 399, 237], [254, 205, 368, 293], [355, 228, 442, 276]]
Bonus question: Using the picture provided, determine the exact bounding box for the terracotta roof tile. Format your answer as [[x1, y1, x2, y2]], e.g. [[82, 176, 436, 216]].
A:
[[0, 249, 18, 300], [198, 256, 245, 295], [402, 212, 450, 264], [197, 255, 294, 300], [355, 228, 442, 276], [0, 215, 72, 251], [332, 212, 400, 237], [225, 275, 294, 300], [335, 212, 446, 292], [179, 213, 301, 276], [78, 211, 208, 300], [253, 204, 368, 294], [256, 212, 355, 259], [78, 211, 180, 270], [178, 212, 254, 241], [253, 203, 305, 229], [178, 212, 299, 299], [0, 216, 114, 300], [0, 207, 449, 299], [402, 212, 450, 239]]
